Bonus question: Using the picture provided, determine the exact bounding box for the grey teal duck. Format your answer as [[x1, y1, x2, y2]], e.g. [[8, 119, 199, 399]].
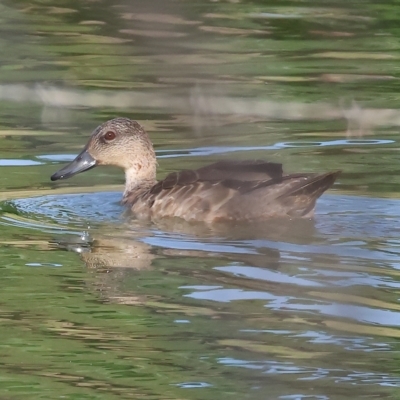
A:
[[51, 118, 340, 222]]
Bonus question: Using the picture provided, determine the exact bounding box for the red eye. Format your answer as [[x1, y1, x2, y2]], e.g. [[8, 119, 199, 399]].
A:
[[104, 131, 116, 141]]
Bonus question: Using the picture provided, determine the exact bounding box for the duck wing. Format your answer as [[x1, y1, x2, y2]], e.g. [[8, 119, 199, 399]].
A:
[[142, 161, 339, 221], [219, 170, 341, 219], [196, 160, 283, 181], [153, 160, 283, 191]]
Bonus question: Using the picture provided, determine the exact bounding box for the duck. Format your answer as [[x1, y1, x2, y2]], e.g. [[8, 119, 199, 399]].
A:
[[51, 117, 340, 223]]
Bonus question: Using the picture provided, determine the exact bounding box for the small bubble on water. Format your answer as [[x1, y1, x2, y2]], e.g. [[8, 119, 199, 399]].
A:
[[80, 230, 92, 242]]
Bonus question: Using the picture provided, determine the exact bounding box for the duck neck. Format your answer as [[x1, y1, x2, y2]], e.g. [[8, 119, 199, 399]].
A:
[[123, 163, 157, 200]]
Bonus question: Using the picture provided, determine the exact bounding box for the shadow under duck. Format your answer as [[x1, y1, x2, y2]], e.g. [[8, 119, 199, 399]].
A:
[[51, 118, 340, 223]]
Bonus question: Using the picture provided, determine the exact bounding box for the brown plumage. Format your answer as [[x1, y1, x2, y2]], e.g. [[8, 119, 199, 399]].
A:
[[51, 118, 340, 223]]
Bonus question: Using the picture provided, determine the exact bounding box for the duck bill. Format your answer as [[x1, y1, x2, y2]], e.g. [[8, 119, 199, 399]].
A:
[[51, 148, 97, 181]]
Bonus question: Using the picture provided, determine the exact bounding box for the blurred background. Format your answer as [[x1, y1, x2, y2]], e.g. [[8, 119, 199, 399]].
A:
[[1, 1, 400, 399]]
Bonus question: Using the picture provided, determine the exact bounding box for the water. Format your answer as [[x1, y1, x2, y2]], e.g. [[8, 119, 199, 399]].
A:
[[0, 0, 400, 399]]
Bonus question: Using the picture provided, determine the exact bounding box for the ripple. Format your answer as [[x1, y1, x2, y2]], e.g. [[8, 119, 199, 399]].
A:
[[240, 329, 390, 352], [0, 159, 44, 166], [218, 357, 400, 386], [174, 382, 213, 388], [4, 192, 400, 272], [158, 139, 393, 158], [38, 138, 394, 164], [1, 192, 122, 227], [25, 262, 62, 267], [215, 265, 324, 287]]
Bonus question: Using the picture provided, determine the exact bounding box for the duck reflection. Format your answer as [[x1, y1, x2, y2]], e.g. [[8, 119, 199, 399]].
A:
[[52, 217, 321, 304]]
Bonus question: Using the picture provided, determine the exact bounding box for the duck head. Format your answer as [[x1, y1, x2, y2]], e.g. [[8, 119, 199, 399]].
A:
[[51, 118, 157, 189]]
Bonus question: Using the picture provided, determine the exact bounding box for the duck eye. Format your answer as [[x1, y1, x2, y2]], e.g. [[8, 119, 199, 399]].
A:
[[104, 131, 116, 141]]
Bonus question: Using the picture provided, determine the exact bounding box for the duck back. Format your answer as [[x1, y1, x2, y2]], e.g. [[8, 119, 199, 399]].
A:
[[124, 160, 340, 222]]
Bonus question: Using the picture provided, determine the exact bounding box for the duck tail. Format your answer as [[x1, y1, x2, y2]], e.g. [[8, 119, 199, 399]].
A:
[[278, 170, 341, 217]]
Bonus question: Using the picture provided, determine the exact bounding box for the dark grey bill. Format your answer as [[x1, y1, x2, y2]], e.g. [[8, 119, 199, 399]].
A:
[[51, 148, 97, 181]]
